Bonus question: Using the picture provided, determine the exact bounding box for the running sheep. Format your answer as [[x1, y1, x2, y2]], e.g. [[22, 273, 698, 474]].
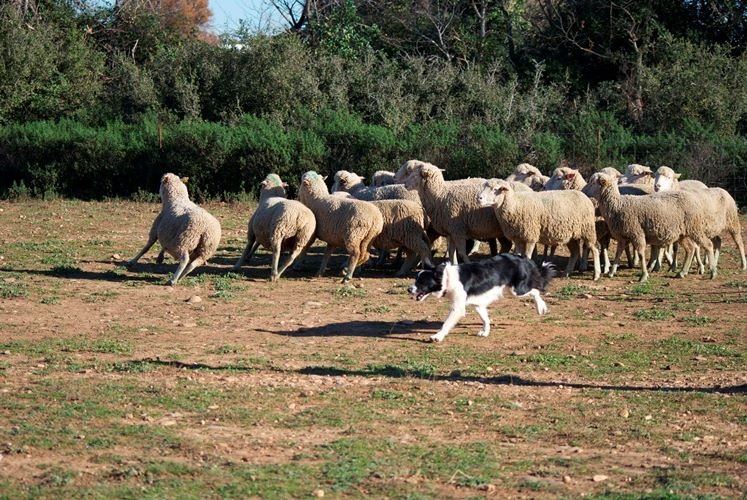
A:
[[369, 199, 434, 276], [403, 163, 510, 264], [298, 171, 384, 282], [232, 174, 316, 281], [478, 179, 601, 280], [588, 172, 716, 282], [128, 173, 221, 285]]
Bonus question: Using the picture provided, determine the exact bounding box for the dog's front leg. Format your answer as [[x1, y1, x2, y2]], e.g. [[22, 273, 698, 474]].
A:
[[521, 289, 549, 315], [474, 306, 490, 337], [431, 306, 465, 342]]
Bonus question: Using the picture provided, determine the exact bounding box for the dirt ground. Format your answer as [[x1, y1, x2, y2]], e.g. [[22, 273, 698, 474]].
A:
[[0, 199, 745, 497]]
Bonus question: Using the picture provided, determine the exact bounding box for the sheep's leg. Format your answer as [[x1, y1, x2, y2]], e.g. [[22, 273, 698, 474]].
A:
[[609, 239, 628, 278], [728, 229, 747, 270], [647, 246, 662, 272], [452, 236, 471, 264], [269, 242, 283, 282], [523, 242, 537, 261], [277, 240, 309, 280], [711, 236, 722, 269], [676, 239, 693, 278], [178, 256, 206, 282], [634, 240, 649, 282], [395, 251, 420, 277], [667, 242, 678, 272], [343, 250, 360, 283], [578, 244, 589, 272], [474, 306, 490, 337], [317, 245, 335, 277], [625, 243, 637, 268], [587, 241, 601, 281], [498, 236, 512, 254], [168, 252, 192, 285], [695, 245, 705, 275], [488, 239, 498, 256], [233, 239, 259, 270], [128, 234, 158, 265], [156, 249, 166, 264], [564, 240, 580, 277], [699, 237, 716, 279]]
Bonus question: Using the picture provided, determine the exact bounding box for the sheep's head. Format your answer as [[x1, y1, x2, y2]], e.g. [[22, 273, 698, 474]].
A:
[[478, 178, 511, 207], [159, 173, 190, 201], [653, 166, 680, 192], [261, 173, 287, 188], [395, 159, 426, 183]]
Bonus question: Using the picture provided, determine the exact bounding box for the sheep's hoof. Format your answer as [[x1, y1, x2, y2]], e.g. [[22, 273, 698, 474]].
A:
[[709, 269, 717, 279], [638, 274, 649, 283], [675, 271, 687, 279]]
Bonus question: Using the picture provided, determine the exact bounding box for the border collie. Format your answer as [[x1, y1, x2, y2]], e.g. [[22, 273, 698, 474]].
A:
[[408, 254, 555, 342]]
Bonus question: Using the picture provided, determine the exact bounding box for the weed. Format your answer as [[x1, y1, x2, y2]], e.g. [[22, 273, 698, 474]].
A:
[[83, 291, 120, 303], [555, 284, 588, 298], [634, 307, 674, 321], [333, 286, 367, 298], [0, 279, 28, 298], [681, 315, 715, 326], [364, 305, 390, 313], [40, 296, 61, 305]]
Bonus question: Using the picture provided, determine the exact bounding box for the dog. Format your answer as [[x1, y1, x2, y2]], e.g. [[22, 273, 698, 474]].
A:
[[408, 254, 555, 342]]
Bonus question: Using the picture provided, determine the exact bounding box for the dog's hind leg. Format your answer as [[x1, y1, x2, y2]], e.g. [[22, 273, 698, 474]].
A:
[[474, 306, 490, 337]]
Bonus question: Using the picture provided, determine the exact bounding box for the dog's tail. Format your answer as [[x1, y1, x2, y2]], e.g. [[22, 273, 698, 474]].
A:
[[538, 261, 555, 291]]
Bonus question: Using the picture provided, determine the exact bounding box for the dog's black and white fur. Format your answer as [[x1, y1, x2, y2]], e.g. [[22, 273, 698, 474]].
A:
[[408, 253, 554, 342]]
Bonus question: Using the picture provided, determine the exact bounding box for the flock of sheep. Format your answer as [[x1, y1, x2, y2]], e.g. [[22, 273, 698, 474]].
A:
[[127, 161, 746, 285]]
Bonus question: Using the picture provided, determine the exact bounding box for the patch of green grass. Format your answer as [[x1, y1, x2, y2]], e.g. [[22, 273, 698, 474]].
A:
[[680, 315, 715, 326], [655, 337, 740, 358], [0, 279, 28, 298], [555, 284, 588, 299], [40, 296, 61, 305], [0, 337, 133, 356], [364, 305, 390, 313], [333, 286, 367, 298], [83, 291, 120, 303], [209, 344, 243, 355], [371, 389, 404, 400], [633, 307, 674, 321], [723, 279, 746, 288]]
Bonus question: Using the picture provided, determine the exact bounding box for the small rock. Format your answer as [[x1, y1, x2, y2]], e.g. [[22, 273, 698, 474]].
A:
[[603, 312, 615, 317], [619, 408, 630, 418], [701, 336, 716, 343], [305, 301, 323, 307], [111, 253, 122, 260], [644, 415, 653, 421], [563, 475, 572, 484], [312, 489, 325, 497], [583, 293, 593, 299], [480, 484, 497, 492], [1, 351, 9, 355], [593, 474, 608, 482], [693, 355, 707, 362], [161, 419, 177, 427], [186, 295, 202, 304]]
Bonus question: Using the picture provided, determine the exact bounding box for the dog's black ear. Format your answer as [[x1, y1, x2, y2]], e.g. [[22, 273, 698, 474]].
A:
[[422, 262, 437, 271]]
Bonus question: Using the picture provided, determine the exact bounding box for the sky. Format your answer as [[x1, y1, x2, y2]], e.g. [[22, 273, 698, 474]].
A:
[[208, 0, 282, 33]]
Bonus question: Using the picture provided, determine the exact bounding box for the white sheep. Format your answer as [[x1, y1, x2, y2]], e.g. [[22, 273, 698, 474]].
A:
[[505, 163, 548, 191], [369, 199, 434, 276], [543, 166, 587, 191], [331, 170, 420, 203], [371, 170, 397, 187], [620, 163, 654, 186], [298, 171, 384, 282], [599, 166, 623, 182], [128, 173, 221, 285], [653, 166, 708, 193], [233, 174, 316, 281], [403, 163, 510, 264], [478, 179, 601, 280], [588, 172, 716, 282]]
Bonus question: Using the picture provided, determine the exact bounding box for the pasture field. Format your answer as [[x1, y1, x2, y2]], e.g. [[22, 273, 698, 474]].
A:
[[0, 199, 745, 498]]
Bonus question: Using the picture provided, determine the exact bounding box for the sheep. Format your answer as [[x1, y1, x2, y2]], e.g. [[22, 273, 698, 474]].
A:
[[543, 166, 587, 191], [128, 173, 221, 285], [599, 166, 623, 182], [402, 163, 510, 264], [232, 174, 316, 281], [368, 199, 434, 276], [478, 179, 601, 280], [620, 163, 654, 186], [588, 172, 716, 282], [506, 163, 547, 191], [298, 171, 384, 282], [371, 170, 397, 187], [653, 166, 708, 193], [582, 173, 655, 273], [331, 170, 420, 203]]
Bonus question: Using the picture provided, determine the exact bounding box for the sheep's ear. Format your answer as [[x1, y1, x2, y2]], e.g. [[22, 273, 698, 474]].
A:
[[260, 180, 269, 188], [675, 173, 681, 179], [565, 172, 576, 180], [642, 171, 651, 177], [180, 176, 189, 184], [282, 182, 289, 188], [322, 175, 328, 181], [599, 176, 609, 187]]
